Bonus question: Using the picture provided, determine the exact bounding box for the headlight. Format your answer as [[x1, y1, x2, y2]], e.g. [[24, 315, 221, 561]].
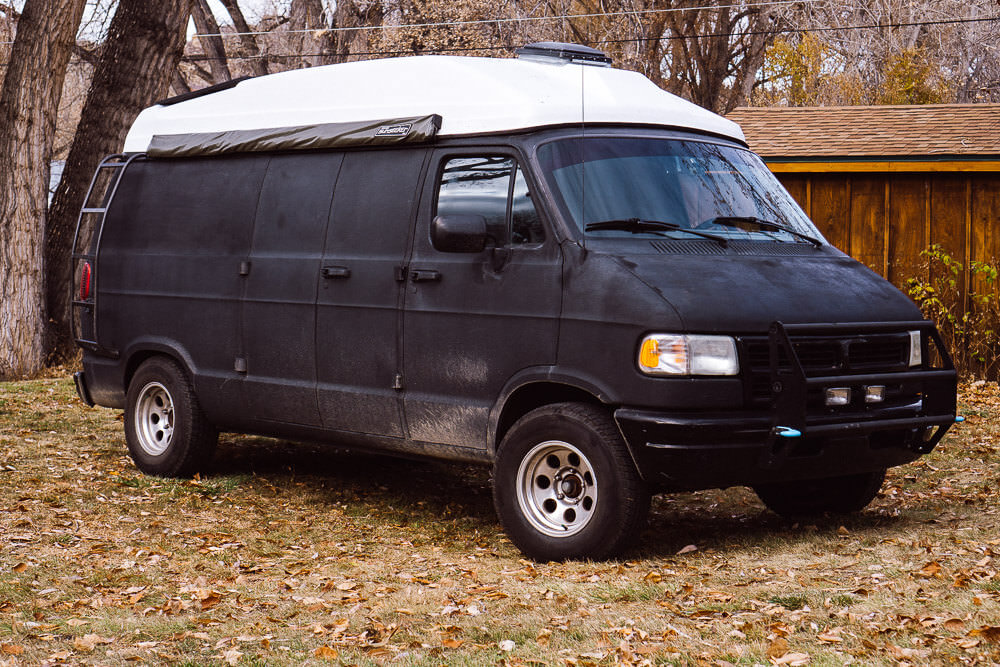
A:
[[638, 334, 739, 376], [908, 330, 922, 367]]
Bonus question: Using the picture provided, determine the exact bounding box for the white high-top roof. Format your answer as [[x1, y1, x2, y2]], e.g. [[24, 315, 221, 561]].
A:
[[123, 54, 745, 153]]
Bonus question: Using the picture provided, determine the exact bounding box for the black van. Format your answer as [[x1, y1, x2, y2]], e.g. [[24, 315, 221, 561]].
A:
[[71, 44, 958, 560]]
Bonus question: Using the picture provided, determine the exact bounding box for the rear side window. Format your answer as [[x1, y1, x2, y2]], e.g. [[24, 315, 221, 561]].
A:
[[435, 156, 545, 246]]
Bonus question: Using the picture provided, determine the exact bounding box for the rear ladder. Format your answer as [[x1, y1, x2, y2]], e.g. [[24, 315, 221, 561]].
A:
[[70, 153, 144, 354]]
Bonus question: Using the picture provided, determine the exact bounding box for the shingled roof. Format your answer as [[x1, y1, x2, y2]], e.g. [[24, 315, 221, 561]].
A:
[[726, 104, 1000, 161]]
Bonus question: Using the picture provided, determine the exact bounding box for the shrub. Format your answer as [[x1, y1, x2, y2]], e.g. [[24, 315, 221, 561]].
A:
[[906, 245, 1000, 379]]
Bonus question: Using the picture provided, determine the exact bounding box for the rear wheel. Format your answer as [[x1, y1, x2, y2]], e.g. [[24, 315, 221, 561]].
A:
[[753, 469, 886, 519], [125, 357, 217, 477], [493, 402, 649, 561]]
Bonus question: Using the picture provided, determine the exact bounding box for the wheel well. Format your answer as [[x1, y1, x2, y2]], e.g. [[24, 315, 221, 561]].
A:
[[123, 351, 181, 393], [496, 382, 605, 447]]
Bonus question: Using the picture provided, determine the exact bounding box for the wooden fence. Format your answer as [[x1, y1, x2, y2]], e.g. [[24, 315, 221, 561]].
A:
[[774, 169, 1000, 376], [776, 171, 1000, 303]]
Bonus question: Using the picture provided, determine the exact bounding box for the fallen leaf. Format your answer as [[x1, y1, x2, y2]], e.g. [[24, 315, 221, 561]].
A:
[[817, 627, 843, 643], [944, 618, 966, 632], [676, 544, 698, 555], [499, 639, 516, 652], [537, 628, 552, 647], [767, 637, 789, 658], [1, 644, 24, 655], [773, 652, 810, 666], [916, 561, 942, 578], [221, 648, 243, 665], [969, 625, 1000, 642], [888, 644, 931, 659], [73, 634, 113, 652], [314, 646, 338, 660], [12, 563, 27, 574], [442, 637, 463, 649]]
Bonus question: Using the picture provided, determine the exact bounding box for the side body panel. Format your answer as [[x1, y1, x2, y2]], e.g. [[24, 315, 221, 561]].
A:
[[401, 146, 562, 449], [315, 148, 428, 437], [97, 156, 268, 421], [241, 152, 344, 426]]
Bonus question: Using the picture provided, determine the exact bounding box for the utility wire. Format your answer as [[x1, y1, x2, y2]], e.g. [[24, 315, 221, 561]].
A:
[[175, 14, 1000, 63], [189, 0, 821, 39], [2, 13, 999, 64]]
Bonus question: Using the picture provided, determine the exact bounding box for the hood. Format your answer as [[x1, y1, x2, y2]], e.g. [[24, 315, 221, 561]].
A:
[[614, 249, 922, 333]]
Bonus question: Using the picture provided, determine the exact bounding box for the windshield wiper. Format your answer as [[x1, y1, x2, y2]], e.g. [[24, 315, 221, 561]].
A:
[[703, 216, 822, 248], [584, 218, 728, 247]]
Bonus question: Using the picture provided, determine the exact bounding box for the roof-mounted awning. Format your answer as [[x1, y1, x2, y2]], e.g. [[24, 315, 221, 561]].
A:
[[146, 114, 442, 158]]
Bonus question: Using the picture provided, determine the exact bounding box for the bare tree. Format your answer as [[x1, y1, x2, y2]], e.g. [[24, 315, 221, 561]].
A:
[[757, 0, 1000, 105], [0, 0, 86, 378], [45, 0, 195, 363]]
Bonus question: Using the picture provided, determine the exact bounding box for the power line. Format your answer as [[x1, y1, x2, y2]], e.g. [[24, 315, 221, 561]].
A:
[[176, 14, 1000, 63], [190, 0, 820, 40], [3, 13, 999, 67]]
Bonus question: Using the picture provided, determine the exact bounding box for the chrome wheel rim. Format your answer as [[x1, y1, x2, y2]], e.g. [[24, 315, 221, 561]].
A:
[[134, 382, 174, 456], [516, 440, 597, 538]]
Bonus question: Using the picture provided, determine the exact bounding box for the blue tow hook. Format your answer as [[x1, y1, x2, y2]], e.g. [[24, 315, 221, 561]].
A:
[[773, 426, 802, 438], [955, 415, 965, 423]]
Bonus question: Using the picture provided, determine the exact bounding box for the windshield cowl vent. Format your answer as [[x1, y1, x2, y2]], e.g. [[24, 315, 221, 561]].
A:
[[515, 42, 612, 66], [649, 240, 825, 256]]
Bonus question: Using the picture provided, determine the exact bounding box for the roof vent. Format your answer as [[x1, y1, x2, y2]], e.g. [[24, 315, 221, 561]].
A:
[[515, 42, 612, 66]]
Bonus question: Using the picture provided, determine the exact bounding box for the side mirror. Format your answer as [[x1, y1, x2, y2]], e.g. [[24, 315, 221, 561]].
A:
[[432, 214, 488, 253]]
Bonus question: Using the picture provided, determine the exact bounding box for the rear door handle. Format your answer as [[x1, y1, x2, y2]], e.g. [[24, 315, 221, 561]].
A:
[[410, 269, 441, 283], [322, 265, 351, 279]]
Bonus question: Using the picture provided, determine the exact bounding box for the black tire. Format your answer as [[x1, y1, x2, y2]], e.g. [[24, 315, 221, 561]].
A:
[[124, 357, 218, 477], [753, 469, 886, 519], [492, 402, 650, 561]]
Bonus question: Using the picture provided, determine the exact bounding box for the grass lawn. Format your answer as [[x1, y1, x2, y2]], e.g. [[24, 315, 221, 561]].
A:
[[1, 376, 998, 665]]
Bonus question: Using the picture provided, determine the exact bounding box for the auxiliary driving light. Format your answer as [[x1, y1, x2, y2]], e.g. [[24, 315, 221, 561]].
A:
[[825, 387, 851, 406], [864, 385, 886, 403]]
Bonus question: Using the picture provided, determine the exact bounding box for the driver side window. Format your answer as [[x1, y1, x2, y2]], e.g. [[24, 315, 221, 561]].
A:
[[436, 156, 545, 246]]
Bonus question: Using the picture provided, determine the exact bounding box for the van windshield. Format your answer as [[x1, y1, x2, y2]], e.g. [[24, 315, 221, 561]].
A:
[[536, 136, 824, 244]]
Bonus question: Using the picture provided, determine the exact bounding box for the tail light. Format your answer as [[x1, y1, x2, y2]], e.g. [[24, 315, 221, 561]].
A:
[[79, 262, 92, 301]]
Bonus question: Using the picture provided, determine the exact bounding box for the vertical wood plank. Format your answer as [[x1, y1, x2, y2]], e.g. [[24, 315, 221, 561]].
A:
[[883, 180, 891, 279], [965, 177, 973, 316], [887, 175, 927, 288], [809, 175, 851, 252], [929, 174, 969, 309], [971, 173, 1000, 273], [849, 175, 887, 275]]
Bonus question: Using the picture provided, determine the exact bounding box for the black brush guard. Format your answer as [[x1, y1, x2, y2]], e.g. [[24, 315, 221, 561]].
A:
[[762, 320, 958, 469]]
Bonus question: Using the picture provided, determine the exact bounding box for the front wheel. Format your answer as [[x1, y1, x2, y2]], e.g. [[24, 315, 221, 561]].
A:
[[125, 357, 218, 477], [753, 469, 886, 519], [493, 403, 649, 561]]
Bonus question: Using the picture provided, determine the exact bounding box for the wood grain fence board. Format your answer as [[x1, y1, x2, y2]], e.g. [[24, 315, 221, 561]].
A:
[[809, 175, 851, 252], [848, 175, 887, 276], [887, 175, 929, 288]]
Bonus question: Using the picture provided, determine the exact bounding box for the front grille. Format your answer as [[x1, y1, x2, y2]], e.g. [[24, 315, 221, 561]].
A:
[[741, 333, 912, 405]]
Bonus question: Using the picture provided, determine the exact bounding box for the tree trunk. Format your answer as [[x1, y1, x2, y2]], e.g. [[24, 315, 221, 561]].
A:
[[0, 0, 86, 379], [44, 0, 193, 364], [191, 0, 231, 83], [218, 0, 268, 77]]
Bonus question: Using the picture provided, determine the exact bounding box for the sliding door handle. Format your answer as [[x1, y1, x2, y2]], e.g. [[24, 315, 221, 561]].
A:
[[410, 269, 441, 283], [321, 265, 351, 279]]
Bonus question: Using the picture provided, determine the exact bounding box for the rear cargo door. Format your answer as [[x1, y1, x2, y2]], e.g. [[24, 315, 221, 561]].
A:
[[401, 149, 561, 448], [315, 148, 428, 437], [241, 153, 344, 426]]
